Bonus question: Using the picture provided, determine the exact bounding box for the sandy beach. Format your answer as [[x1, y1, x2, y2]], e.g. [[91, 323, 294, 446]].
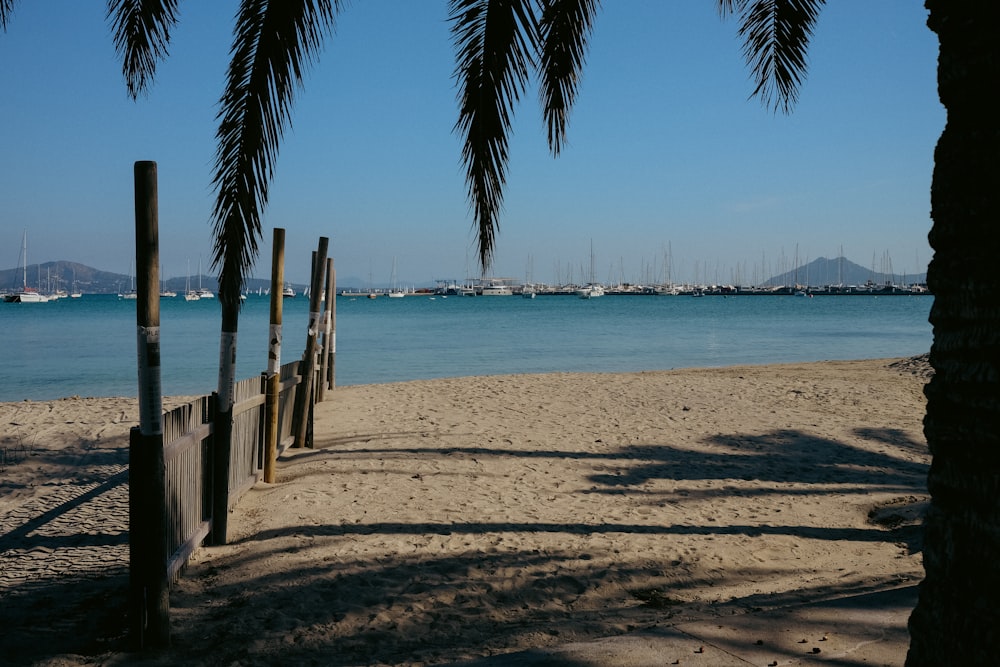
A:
[[1, 357, 930, 666]]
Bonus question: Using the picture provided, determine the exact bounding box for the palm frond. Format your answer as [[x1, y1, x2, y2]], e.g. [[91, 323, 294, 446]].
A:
[[0, 0, 16, 31], [106, 0, 180, 99], [211, 0, 339, 307], [538, 0, 599, 155], [715, 0, 739, 19], [724, 0, 824, 113], [450, 0, 539, 270]]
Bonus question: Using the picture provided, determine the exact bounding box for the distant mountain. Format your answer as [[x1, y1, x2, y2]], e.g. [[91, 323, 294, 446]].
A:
[[2, 258, 926, 295], [0, 261, 301, 295], [766, 256, 926, 288], [0, 261, 126, 294]]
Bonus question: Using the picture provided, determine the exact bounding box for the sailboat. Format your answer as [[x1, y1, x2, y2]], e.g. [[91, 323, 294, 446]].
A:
[[387, 257, 405, 297], [576, 240, 605, 299], [184, 260, 201, 301], [3, 230, 49, 303], [366, 263, 378, 298], [48, 268, 68, 299], [160, 267, 177, 297], [70, 267, 82, 298], [522, 255, 536, 298], [121, 261, 138, 299], [196, 257, 214, 298]]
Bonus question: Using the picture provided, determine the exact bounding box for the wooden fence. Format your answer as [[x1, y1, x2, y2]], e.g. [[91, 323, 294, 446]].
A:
[[144, 360, 303, 582], [160, 395, 212, 581]]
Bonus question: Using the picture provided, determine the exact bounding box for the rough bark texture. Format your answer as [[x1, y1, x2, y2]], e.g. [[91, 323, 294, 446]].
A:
[[907, 1, 1000, 664]]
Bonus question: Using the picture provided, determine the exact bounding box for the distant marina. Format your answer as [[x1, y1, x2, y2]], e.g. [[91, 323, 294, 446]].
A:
[[1, 254, 929, 302], [2, 276, 930, 303], [343, 276, 929, 298]]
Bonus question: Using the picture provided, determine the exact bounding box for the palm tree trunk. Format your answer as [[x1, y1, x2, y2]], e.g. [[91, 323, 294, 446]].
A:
[[906, 1, 1000, 663], [211, 297, 239, 545]]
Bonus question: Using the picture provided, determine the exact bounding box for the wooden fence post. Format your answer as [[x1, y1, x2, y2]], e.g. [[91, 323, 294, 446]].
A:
[[129, 160, 170, 649], [292, 237, 328, 448], [327, 259, 336, 390], [264, 228, 285, 482], [317, 256, 335, 402]]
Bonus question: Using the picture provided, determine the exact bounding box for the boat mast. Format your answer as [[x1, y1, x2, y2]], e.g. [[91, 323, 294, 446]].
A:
[[21, 229, 28, 290]]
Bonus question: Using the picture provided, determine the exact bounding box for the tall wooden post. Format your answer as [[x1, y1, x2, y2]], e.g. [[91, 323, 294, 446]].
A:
[[327, 259, 336, 390], [317, 257, 335, 402], [292, 237, 328, 449], [129, 160, 170, 649], [263, 228, 285, 483]]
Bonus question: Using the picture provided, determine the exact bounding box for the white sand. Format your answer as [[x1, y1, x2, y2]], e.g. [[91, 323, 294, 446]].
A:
[[0, 358, 930, 666]]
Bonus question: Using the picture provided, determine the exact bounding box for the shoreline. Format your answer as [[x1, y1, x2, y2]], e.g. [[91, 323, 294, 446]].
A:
[[1, 357, 930, 665], [0, 353, 932, 405]]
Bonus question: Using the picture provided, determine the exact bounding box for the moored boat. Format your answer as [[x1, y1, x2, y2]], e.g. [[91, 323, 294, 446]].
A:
[[4, 231, 49, 303], [195, 258, 214, 298], [480, 280, 512, 296], [387, 257, 406, 297], [576, 283, 605, 299], [4, 288, 48, 303], [184, 260, 200, 301], [120, 261, 138, 299]]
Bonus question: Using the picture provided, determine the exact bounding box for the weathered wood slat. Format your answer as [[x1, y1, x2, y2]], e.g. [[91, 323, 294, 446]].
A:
[[146, 359, 305, 588], [166, 520, 211, 582], [232, 392, 266, 416], [162, 423, 213, 464]]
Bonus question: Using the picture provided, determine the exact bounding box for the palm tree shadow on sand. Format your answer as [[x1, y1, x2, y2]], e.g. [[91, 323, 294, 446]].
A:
[[131, 422, 929, 666], [0, 417, 928, 665]]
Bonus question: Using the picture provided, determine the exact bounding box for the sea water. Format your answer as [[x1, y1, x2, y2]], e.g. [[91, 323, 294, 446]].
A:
[[0, 293, 933, 402]]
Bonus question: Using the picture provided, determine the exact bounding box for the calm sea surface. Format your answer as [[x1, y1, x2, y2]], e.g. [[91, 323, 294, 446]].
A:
[[1, 293, 933, 402]]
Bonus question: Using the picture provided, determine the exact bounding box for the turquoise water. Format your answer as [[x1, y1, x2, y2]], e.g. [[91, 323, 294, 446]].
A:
[[1, 293, 933, 401]]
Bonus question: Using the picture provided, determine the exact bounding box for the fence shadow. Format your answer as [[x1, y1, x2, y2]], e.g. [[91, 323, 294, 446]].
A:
[[141, 419, 927, 666]]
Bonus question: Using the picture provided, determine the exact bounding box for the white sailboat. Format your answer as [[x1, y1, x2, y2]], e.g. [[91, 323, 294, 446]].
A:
[[3, 230, 49, 303], [160, 267, 177, 297], [121, 261, 137, 299], [70, 267, 82, 298], [48, 268, 68, 299], [522, 255, 537, 298], [576, 240, 605, 299], [196, 257, 214, 298], [388, 257, 405, 297], [184, 260, 201, 301]]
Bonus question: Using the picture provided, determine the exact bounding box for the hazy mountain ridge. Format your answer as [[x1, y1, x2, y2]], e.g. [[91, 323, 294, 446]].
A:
[[765, 256, 926, 288], [2, 256, 926, 295], [0, 261, 282, 295]]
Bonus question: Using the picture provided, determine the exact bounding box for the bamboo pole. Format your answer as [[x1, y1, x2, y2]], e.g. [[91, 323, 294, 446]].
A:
[[292, 237, 328, 448], [129, 160, 170, 649], [263, 228, 285, 483]]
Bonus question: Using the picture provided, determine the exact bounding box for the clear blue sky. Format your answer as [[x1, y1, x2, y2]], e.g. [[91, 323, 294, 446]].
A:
[[1, 1, 942, 287]]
